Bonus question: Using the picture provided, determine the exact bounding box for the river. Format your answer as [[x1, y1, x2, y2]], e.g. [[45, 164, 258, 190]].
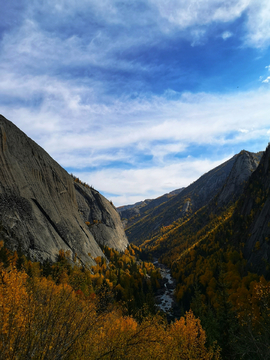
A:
[[153, 259, 180, 321]]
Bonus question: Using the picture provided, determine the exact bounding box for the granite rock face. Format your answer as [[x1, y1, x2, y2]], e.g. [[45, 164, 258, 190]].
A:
[[75, 182, 128, 251], [0, 115, 128, 265], [217, 150, 262, 206]]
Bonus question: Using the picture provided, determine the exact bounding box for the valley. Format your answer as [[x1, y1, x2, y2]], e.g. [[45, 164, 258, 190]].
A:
[[117, 144, 270, 359], [1, 114, 270, 359]]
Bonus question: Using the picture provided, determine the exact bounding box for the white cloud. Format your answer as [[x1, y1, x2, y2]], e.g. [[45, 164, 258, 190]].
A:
[[262, 76, 270, 83], [78, 156, 231, 206], [2, 72, 270, 205], [221, 31, 233, 40], [149, 0, 248, 29], [3, 0, 270, 68], [1, 0, 270, 206], [1, 0, 270, 93], [0, 20, 143, 75], [32, 89, 270, 161], [148, 0, 270, 48], [3, 72, 270, 153], [191, 29, 207, 46], [244, 0, 270, 48]]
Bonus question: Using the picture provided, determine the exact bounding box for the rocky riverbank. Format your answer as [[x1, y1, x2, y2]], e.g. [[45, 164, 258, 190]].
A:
[[153, 260, 181, 321]]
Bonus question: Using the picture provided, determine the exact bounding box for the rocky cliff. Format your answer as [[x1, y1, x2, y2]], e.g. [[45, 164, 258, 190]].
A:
[[217, 150, 262, 206], [0, 115, 128, 265]]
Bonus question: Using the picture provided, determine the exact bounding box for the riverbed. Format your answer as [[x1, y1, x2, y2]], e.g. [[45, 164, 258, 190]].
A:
[[153, 259, 180, 321]]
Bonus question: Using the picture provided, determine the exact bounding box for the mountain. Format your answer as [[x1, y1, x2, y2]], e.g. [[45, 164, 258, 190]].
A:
[[236, 144, 270, 275], [117, 187, 184, 227], [148, 143, 270, 360], [122, 150, 262, 245], [0, 115, 128, 265]]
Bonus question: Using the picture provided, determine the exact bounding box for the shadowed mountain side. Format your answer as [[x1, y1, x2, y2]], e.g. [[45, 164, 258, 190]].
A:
[[117, 188, 184, 227], [123, 150, 262, 245], [143, 145, 270, 277], [235, 144, 270, 275], [0, 115, 128, 265]]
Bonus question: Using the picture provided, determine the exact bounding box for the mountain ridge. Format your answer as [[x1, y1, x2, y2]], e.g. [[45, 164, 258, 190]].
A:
[[122, 149, 262, 245]]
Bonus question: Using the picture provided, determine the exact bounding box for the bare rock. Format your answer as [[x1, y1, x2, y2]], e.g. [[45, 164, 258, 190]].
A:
[[75, 182, 128, 251], [218, 150, 262, 206], [0, 115, 128, 265]]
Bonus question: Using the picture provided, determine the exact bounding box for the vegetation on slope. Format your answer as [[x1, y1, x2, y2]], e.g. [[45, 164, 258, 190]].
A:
[[139, 145, 270, 359], [124, 150, 262, 247], [0, 241, 220, 360], [124, 154, 239, 245]]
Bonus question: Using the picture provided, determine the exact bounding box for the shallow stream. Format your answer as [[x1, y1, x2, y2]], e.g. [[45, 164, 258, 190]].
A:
[[153, 259, 180, 321]]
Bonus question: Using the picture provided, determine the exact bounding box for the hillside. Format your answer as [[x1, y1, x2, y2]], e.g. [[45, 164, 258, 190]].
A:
[[144, 144, 270, 275], [123, 150, 262, 245], [134, 144, 270, 359], [0, 115, 128, 265], [117, 187, 184, 227]]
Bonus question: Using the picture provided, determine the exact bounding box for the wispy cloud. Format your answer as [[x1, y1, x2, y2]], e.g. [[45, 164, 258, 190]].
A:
[[149, 0, 247, 28], [77, 156, 232, 206], [244, 0, 270, 48], [262, 77, 270, 83], [149, 0, 270, 48], [2, 77, 270, 205], [1, 0, 270, 205], [221, 31, 233, 40]]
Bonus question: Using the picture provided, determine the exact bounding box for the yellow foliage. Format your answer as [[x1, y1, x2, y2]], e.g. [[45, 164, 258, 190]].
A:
[[0, 262, 221, 360], [0, 264, 97, 360], [166, 310, 220, 360], [0, 266, 29, 357]]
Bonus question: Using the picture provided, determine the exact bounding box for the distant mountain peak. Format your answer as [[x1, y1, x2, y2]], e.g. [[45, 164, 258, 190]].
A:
[[121, 149, 262, 245]]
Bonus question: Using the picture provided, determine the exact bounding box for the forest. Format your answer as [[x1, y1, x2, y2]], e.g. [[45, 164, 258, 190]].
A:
[[138, 148, 270, 359], [0, 241, 220, 360]]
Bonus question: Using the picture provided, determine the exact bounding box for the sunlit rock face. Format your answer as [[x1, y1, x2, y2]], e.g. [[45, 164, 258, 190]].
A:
[[0, 114, 128, 265], [217, 150, 262, 206], [75, 182, 128, 252]]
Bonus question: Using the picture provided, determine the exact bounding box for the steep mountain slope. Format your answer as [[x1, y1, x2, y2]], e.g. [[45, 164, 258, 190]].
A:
[[236, 144, 270, 275], [134, 145, 270, 359], [217, 150, 262, 206], [124, 150, 262, 245], [0, 115, 128, 265], [117, 187, 184, 227]]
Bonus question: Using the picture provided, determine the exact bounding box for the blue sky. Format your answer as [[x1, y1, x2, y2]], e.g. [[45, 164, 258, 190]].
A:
[[1, 0, 270, 206]]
